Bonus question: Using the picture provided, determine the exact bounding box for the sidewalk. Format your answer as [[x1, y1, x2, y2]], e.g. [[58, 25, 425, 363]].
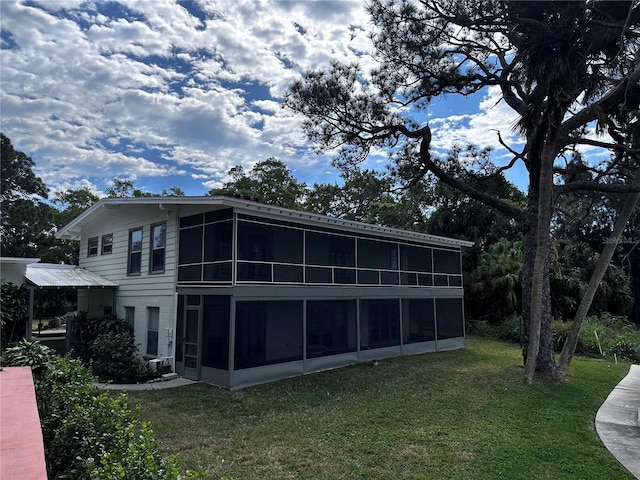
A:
[[96, 374, 197, 391], [596, 364, 640, 479]]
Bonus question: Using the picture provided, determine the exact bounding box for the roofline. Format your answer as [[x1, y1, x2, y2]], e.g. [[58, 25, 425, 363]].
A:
[[56, 196, 474, 248]]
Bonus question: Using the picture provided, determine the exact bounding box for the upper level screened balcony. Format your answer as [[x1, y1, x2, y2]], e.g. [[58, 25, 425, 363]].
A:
[[177, 210, 463, 288]]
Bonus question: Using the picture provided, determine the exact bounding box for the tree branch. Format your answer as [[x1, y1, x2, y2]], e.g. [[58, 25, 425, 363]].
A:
[[414, 126, 525, 222]]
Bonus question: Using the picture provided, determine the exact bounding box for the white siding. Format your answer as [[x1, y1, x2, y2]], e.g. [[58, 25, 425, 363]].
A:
[[77, 204, 178, 361]]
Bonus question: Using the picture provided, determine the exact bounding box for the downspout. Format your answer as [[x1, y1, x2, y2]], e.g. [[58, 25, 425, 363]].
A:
[[169, 205, 181, 371]]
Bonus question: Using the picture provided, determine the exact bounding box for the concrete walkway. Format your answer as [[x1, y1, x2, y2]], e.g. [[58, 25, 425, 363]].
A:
[[96, 374, 197, 391], [596, 364, 640, 479]]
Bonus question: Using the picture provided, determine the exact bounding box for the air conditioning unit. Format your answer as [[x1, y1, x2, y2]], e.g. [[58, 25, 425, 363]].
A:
[[148, 359, 163, 371]]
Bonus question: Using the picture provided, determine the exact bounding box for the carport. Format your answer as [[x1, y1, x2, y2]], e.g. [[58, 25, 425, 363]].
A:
[[23, 263, 118, 343]]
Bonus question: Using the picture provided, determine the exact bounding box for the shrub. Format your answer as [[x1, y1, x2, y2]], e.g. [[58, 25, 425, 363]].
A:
[[551, 314, 640, 363], [495, 314, 523, 344], [4, 339, 56, 376], [90, 330, 140, 382], [4, 340, 198, 479]]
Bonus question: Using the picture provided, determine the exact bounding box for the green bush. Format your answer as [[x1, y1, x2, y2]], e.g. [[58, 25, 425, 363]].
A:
[[495, 314, 523, 344], [90, 331, 140, 382], [4, 340, 197, 479], [4, 339, 56, 375], [551, 314, 640, 363]]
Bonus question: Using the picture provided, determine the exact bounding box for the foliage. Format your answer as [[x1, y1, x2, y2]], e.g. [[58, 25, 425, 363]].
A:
[[0, 281, 29, 349], [4, 339, 56, 375], [552, 314, 640, 363], [4, 340, 196, 479], [90, 331, 140, 382], [74, 313, 133, 362], [285, 0, 640, 381], [468, 240, 522, 322], [208, 158, 307, 209], [0, 132, 48, 202], [127, 336, 634, 479]]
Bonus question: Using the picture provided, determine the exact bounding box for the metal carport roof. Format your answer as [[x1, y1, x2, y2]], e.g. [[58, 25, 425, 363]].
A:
[[25, 263, 118, 288]]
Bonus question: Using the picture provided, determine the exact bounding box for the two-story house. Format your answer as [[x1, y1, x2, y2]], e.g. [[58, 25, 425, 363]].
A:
[[56, 196, 473, 389]]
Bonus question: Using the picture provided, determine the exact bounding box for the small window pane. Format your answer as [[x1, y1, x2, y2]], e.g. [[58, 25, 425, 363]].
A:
[[381, 271, 399, 285], [434, 275, 448, 286], [237, 262, 271, 281], [400, 272, 417, 285], [357, 270, 379, 285], [418, 274, 433, 286], [178, 265, 202, 281], [334, 268, 356, 284], [306, 267, 332, 283], [449, 276, 462, 287], [203, 262, 232, 281], [273, 265, 303, 283]]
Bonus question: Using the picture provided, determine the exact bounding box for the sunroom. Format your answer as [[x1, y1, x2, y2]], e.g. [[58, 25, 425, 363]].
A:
[[173, 203, 471, 389]]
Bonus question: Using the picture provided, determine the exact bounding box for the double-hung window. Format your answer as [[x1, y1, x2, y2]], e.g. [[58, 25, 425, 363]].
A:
[[128, 227, 143, 275], [150, 222, 166, 273], [101, 233, 113, 255], [87, 237, 98, 257]]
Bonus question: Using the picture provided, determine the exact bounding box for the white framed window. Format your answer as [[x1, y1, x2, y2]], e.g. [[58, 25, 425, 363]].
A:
[[87, 237, 98, 256], [150, 222, 166, 273], [147, 307, 159, 356]]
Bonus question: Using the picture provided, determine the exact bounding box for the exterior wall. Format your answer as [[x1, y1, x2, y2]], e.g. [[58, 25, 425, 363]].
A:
[[70, 199, 468, 383], [77, 204, 178, 360], [177, 285, 465, 389]]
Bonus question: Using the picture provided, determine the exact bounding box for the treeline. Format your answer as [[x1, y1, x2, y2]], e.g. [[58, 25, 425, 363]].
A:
[[1, 133, 638, 328]]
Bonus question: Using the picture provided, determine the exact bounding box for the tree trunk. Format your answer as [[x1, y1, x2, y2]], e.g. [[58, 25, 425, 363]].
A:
[[558, 167, 640, 374], [521, 160, 557, 382], [524, 144, 557, 385]]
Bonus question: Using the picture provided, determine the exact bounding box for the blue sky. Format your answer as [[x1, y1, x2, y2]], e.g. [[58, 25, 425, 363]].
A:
[[1, 0, 531, 198]]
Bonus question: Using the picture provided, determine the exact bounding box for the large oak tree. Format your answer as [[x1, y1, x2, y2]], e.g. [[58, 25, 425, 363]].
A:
[[286, 0, 640, 383]]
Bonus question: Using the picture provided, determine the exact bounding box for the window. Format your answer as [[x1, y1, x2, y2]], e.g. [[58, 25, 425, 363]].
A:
[[305, 232, 355, 267], [400, 245, 431, 272], [128, 227, 143, 275], [402, 299, 435, 344], [357, 239, 398, 270], [306, 300, 357, 358], [125, 306, 135, 329], [433, 249, 462, 274], [150, 222, 166, 273], [237, 222, 303, 264], [234, 301, 303, 369], [87, 237, 98, 256], [101, 233, 113, 255], [147, 307, 159, 356], [360, 299, 400, 350], [202, 296, 230, 370], [435, 298, 464, 340]]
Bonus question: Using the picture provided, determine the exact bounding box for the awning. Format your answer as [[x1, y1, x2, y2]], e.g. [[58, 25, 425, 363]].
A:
[[24, 264, 118, 288]]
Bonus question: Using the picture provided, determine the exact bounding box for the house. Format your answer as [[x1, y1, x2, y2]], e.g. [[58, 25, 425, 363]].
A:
[[56, 196, 473, 389]]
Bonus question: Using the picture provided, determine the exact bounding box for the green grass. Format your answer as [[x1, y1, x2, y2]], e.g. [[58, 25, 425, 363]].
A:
[[126, 336, 635, 479]]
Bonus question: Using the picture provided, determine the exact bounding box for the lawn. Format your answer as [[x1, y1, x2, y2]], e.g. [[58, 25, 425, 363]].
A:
[[126, 336, 635, 480]]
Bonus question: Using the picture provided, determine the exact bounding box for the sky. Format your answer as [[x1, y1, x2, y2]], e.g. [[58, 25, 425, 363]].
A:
[[0, 0, 532, 199]]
